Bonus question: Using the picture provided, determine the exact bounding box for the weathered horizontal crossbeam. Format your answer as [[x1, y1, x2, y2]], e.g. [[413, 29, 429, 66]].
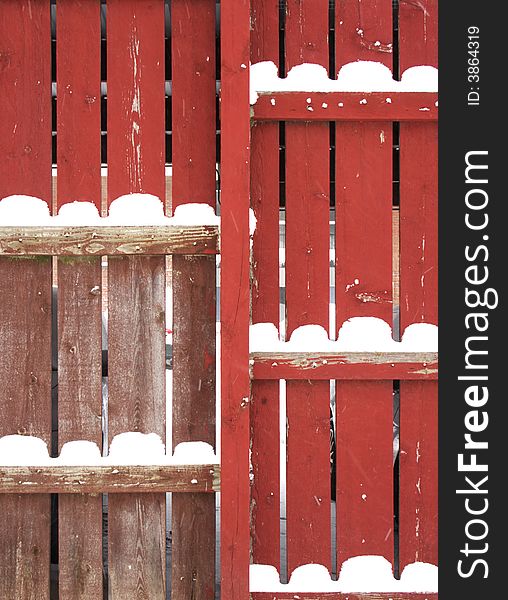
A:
[[0, 225, 219, 256], [250, 352, 438, 380], [252, 92, 438, 122], [0, 464, 220, 493], [251, 593, 437, 600]]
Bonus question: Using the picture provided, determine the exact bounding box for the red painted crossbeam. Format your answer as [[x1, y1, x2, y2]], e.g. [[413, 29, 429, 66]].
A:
[[251, 593, 437, 600], [252, 92, 438, 122], [250, 352, 438, 381]]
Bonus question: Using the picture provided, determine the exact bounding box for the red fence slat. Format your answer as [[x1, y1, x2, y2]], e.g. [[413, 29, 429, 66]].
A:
[[285, 0, 331, 577], [107, 1, 167, 597], [398, 0, 438, 573], [335, 0, 395, 572], [0, 2, 52, 598], [56, 2, 103, 597], [171, 3, 217, 596], [220, 1, 251, 598], [250, 0, 281, 570]]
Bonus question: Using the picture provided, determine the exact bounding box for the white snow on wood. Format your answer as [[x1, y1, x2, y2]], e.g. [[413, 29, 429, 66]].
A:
[[0, 194, 221, 227], [401, 322, 438, 351], [0, 434, 218, 466], [58, 440, 102, 465], [170, 203, 220, 226], [0, 195, 51, 225], [54, 201, 102, 225], [250, 60, 438, 104], [0, 435, 51, 466], [250, 317, 438, 353], [250, 556, 438, 593], [106, 432, 166, 465], [171, 441, 217, 465]]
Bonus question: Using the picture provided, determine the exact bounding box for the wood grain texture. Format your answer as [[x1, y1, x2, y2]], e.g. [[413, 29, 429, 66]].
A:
[[251, 352, 437, 381], [334, 0, 395, 571], [253, 92, 438, 122], [220, 1, 251, 598], [107, 2, 167, 598], [0, 225, 219, 256], [0, 464, 220, 494], [250, 0, 281, 570], [398, 0, 438, 573], [285, 0, 331, 577], [171, 2, 218, 597], [0, 2, 52, 597], [55, 4, 103, 596]]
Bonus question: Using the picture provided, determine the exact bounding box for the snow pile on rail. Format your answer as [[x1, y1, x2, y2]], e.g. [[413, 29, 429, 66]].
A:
[[250, 556, 438, 593], [250, 317, 438, 353], [0, 194, 220, 226], [0, 433, 218, 466], [250, 60, 438, 104]]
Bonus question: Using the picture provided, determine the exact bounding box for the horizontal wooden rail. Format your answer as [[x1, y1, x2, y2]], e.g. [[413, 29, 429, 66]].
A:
[[252, 92, 438, 122], [251, 593, 437, 600], [250, 352, 438, 380], [0, 225, 219, 256], [0, 464, 220, 493]]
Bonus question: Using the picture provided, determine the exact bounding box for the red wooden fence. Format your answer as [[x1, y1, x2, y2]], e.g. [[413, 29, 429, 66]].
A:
[[0, 1, 437, 599]]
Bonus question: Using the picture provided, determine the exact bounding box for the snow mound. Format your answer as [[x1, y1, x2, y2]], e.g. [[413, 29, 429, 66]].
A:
[[58, 440, 102, 465], [54, 201, 101, 225], [107, 194, 166, 224], [0, 195, 51, 225], [171, 203, 220, 226], [250, 556, 438, 593], [106, 432, 166, 465], [0, 194, 220, 227], [250, 317, 438, 353], [0, 435, 51, 465], [250, 60, 439, 104], [172, 441, 218, 465], [0, 434, 218, 466]]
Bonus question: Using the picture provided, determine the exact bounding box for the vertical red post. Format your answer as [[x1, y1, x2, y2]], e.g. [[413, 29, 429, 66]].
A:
[[0, 1, 52, 597], [56, 1, 103, 597], [398, 0, 438, 573], [107, 1, 167, 597], [284, 0, 331, 577], [335, 0, 395, 572], [171, 1, 217, 597], [250, 0, 281, 570], [220, 0, 251, 598]]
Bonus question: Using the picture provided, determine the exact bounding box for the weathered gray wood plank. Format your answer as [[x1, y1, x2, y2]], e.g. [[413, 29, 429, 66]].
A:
[[0, 225, 219, 256]]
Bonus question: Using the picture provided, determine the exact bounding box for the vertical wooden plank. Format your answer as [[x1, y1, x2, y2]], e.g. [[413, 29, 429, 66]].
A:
[[107, 1, 166, 598], [250, 0, 281, 570], [284, 0, 331, 577], [0, 2, 52, 598], [220, 0, 251, 598], [56, 1, 103, 598], [171, 1, 217, 598], [334, 0, 395, 571], [398, 0, 438, 572]]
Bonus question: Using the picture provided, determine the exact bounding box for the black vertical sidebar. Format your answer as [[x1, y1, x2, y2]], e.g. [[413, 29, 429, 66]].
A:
[[440, 2, 505, 599]]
